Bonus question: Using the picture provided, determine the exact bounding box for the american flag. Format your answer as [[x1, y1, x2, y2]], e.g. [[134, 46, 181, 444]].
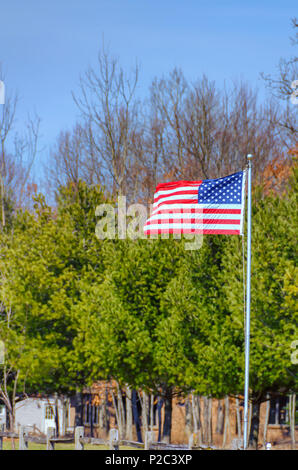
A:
[[143, 171, 246, 236]]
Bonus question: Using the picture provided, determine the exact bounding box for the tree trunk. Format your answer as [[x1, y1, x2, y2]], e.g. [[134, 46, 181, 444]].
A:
[[111, 385, 124, 439], [157, 397, 163, 442], [61, 395, 67, 436], [132, 390, 142, 442], [54, 393, 59, 437], [191, 394, 198, 433], [203, 396, 212, 445], [202, 396, 207, 444], [248, 401, 252, 439], [99, 403, 103, 430], [125, 385, 133, 440], [90, 396, 94, 438], [139, 390, 149, 441], [290, 393, 296, 449], [197, 396, 203, 445], [99, 384, 109, 436], [207, 397, 212, 445], [104, 382, 109, 434], [8, 409, 15, 450], [222, 396, 230, 448], [117, 383, 125, 439], [150, 394, 154, 431], [162, 391, 172, 444], [4, 403, 15, 450], [75, 388, 83, 426], [216, 399, 224, 435], [263, 394, 270, 447], [185, 395, 192, 437], [235, 396, 241, 439], [191, 394, 203, 445], [248, 402, 260, 449]]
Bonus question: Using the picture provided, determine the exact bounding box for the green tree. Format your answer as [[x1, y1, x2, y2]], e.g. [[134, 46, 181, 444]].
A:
[[0, 181, 110, 429], [0, 198, 75, 429], [72, 237, 194, 441], [220, 166, 298, 448], [72, 234, 232, 442]]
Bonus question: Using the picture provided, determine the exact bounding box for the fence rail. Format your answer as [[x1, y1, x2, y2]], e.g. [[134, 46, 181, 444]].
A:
[[0, 426, 215, 450]]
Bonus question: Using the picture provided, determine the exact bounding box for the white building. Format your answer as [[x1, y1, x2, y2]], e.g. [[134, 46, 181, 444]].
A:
[[13, 397, 74, 435], [0, 403, 5, 428]]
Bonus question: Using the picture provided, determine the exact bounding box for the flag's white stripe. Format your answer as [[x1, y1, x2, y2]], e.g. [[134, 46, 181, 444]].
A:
[[144, 223, 241, 231], [153, 193, 198, 207], [154, 192, 198, 203], [152, 203, 243, 213], [147, 213, 241, 221]]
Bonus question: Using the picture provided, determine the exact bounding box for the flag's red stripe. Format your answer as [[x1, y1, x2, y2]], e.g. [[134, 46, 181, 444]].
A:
[[145, 219, 240, 225], [155, 180, 202, 191], [152, 208, 241, 215], [144, 228, 240, 235], [196, 208, 241, 214]]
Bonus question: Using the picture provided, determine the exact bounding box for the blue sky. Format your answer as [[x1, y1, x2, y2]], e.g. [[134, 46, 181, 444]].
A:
[[0, 0, 296, 181]]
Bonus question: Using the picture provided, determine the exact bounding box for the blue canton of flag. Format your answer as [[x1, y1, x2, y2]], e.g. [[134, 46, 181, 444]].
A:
[[198, 171, 244, 205]]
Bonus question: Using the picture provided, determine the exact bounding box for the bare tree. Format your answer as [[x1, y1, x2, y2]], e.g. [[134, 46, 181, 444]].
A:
[[0, 295, 21, 444], [72, 45, 140, 197], [213, 81, 286, 181], [261, 18, 298, 143], [150, 68, 188, 178], [0, 69, 17, 227], [262, 18, 297, 101], [182, 75, 220, 179], [0, 68, 40, 226], [47, 122, 95, 190], [150, 71, 288, 184], [47, 55, 292, 208]]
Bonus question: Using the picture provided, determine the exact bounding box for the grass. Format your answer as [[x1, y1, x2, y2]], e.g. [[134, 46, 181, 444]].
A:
[[2, 438, 297, 451], [2, 438, 136, 450]]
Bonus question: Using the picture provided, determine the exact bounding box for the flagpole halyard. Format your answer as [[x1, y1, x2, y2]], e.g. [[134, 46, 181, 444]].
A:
[[243, 154, 253, 449]]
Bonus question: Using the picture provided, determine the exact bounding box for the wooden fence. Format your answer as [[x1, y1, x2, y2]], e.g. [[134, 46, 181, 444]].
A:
[[0, 426, 216, 450]]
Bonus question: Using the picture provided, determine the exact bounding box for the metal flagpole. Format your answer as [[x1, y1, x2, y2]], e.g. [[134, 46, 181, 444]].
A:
[[243, 154, 253, 449]]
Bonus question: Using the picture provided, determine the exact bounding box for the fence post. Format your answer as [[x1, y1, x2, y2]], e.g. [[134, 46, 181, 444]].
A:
[[188, 432, 200, 449], [46, 427, 55, 450], [19, 426, 28, 450], [109, 429, 119, 450], [145, 431, 154, 450], [75, 426, 84, 450]]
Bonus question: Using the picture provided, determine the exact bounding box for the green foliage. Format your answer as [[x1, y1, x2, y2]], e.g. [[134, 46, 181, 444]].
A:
[[220, 168, 298, 400], [0, 169, 297, 407], [0, 181, 110, 399]]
